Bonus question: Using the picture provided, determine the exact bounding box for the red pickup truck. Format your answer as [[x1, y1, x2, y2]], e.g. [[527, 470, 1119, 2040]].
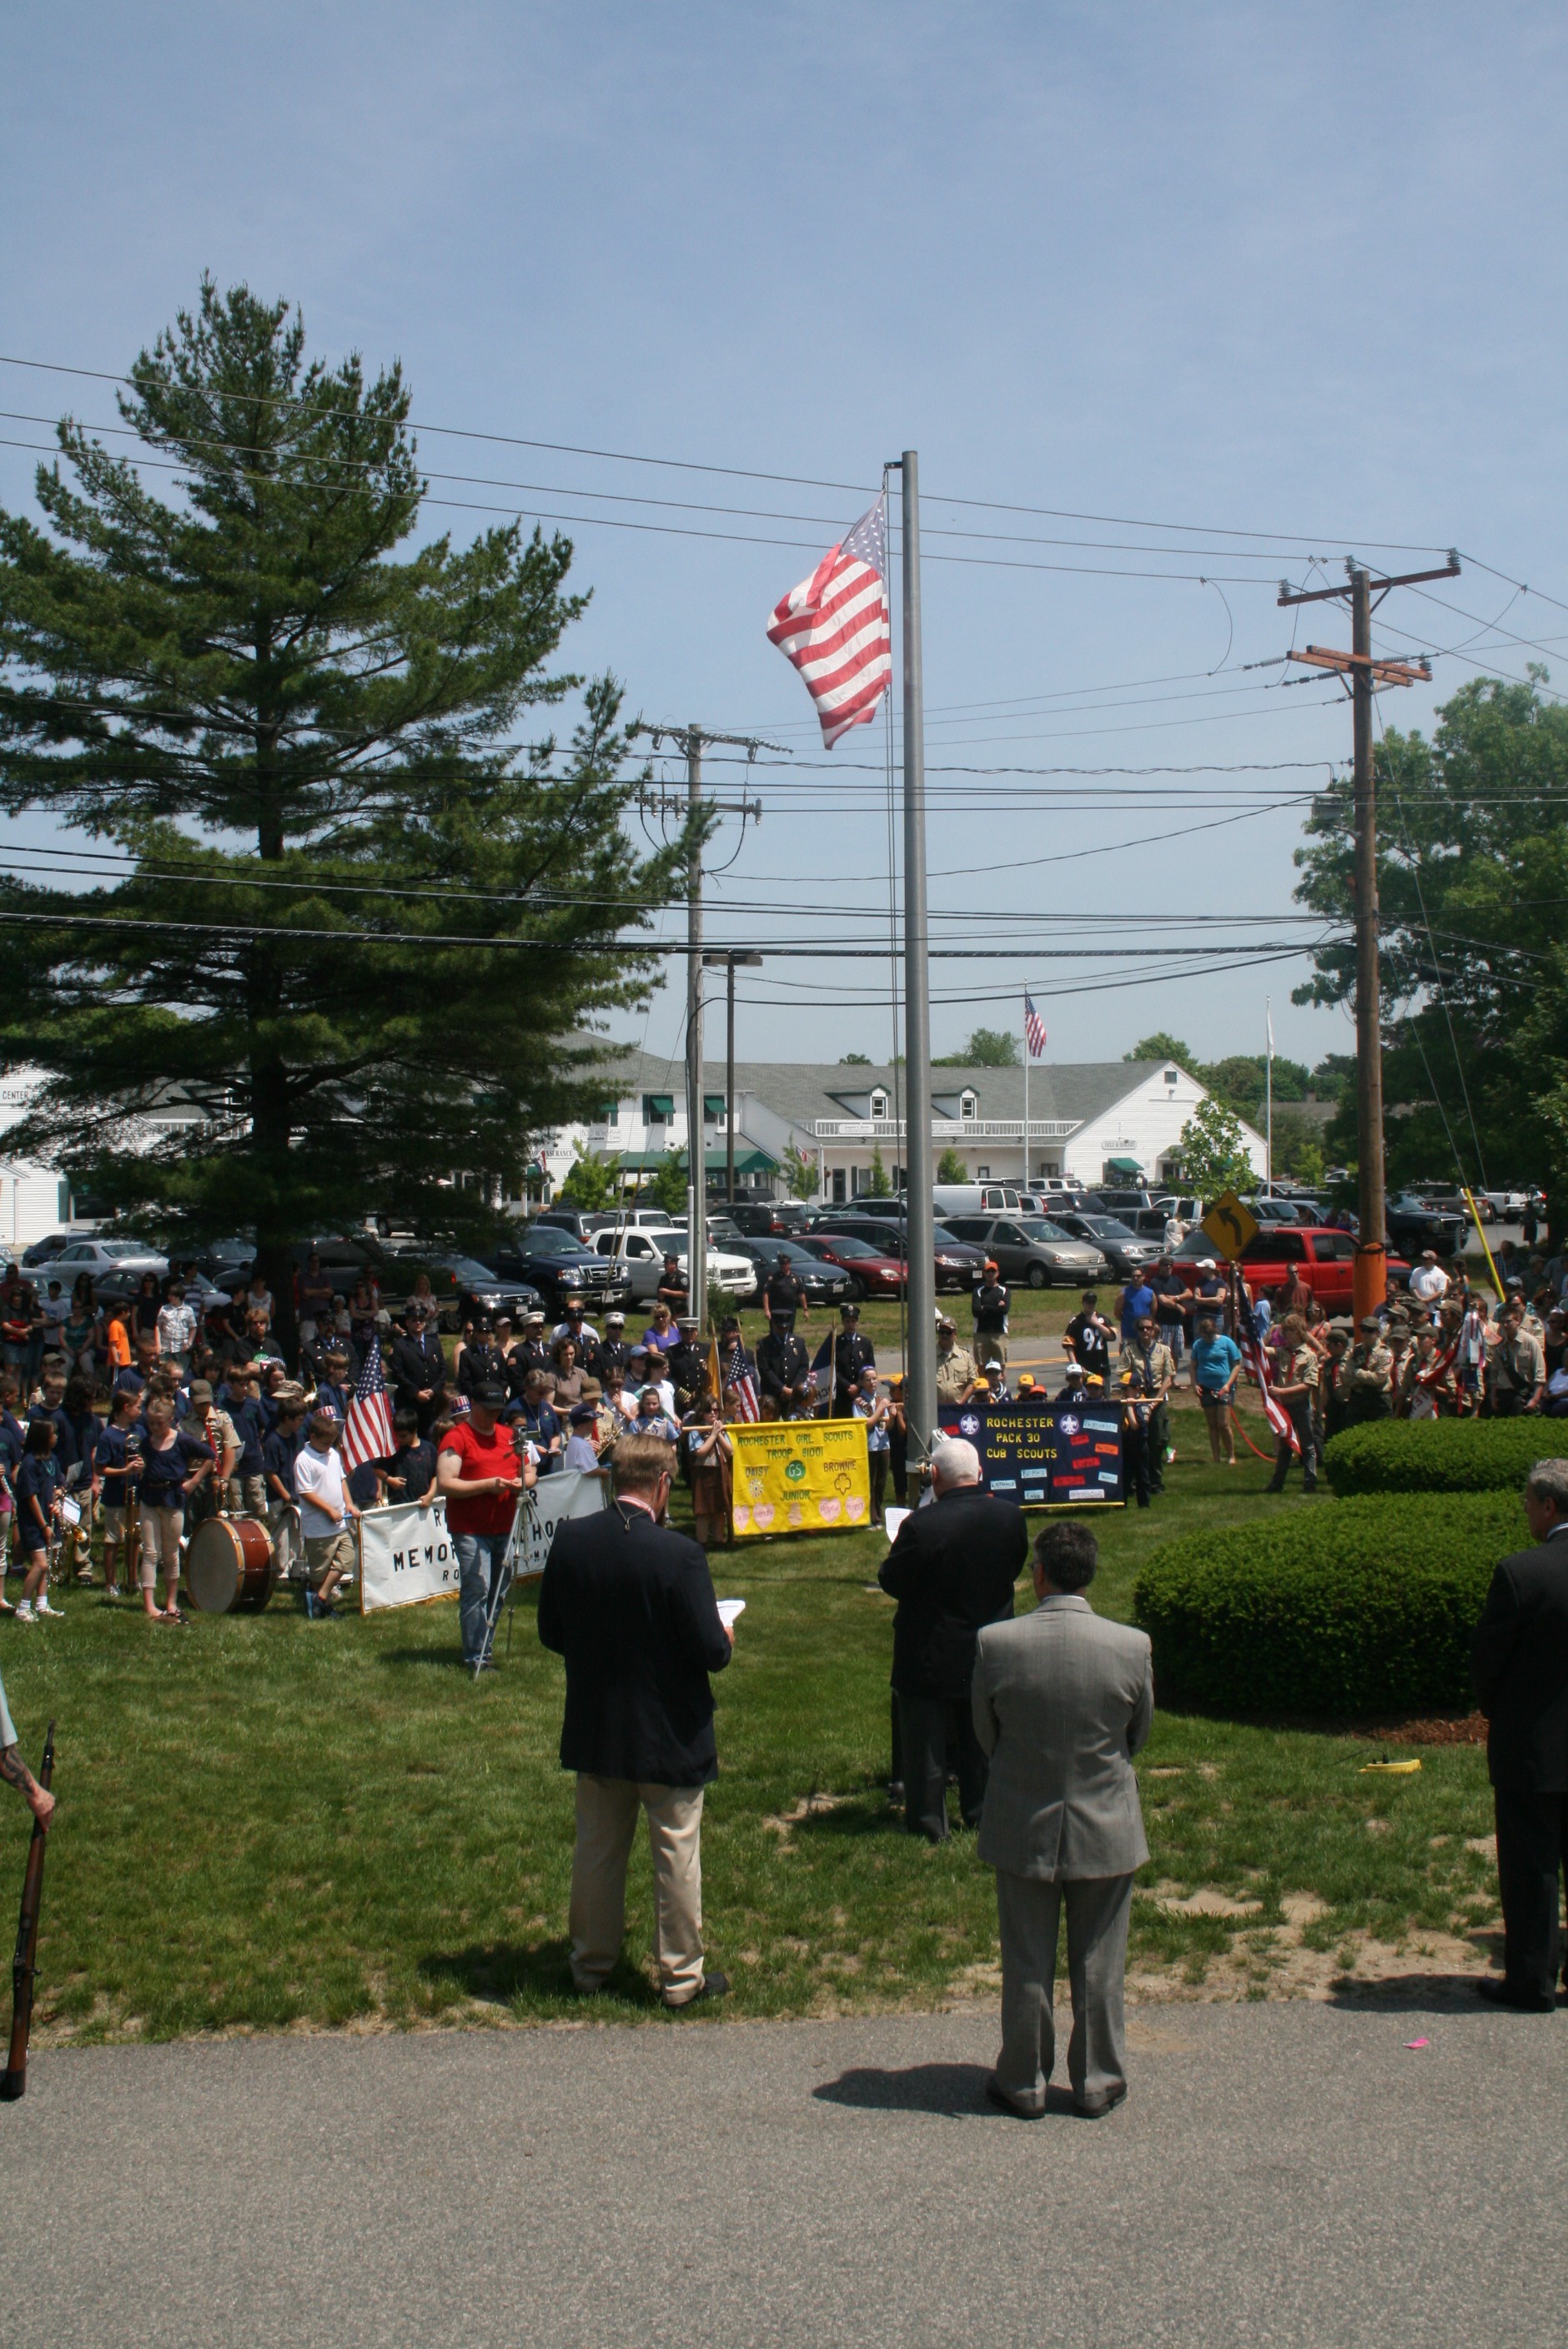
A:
[[1174, 1225, 1409, 1309]]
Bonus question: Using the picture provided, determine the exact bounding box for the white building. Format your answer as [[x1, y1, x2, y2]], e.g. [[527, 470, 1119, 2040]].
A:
[[536, 1053, 1266, 1205]]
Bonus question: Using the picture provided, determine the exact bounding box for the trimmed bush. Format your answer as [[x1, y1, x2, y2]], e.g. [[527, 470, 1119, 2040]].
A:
[[1133, 1491, 1522, 1715], [1322, 1417, 1555, 1497]]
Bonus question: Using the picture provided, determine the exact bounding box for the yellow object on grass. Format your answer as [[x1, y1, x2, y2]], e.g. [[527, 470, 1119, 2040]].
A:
[[1360, 1758, 1423, 1775]]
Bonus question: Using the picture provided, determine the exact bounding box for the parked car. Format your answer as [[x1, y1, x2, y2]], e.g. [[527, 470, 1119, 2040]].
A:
[[588, 1227, 754, 1304], [534, 1210, 619, 1242], [729, 1200, 814, 1237], [931, 1183, 1030, 1218], [1092, 1188, 1158, 1218], [706, 1212, 744, 1244], [1153, 1195, 1204, 1225], [726, 1236, 855, 1310], [46, 1236, 168, 1280], [94, 1265, 233, 1315], [20, 1234, 79, 1270], [490, 1225, 633, 1310], [378, 1250, 543, 1332], [1385, 1194, 1469, 1260], [807, 1214, 986, 1292], [797, 1232, 907, 1300], [942, 1213, 1110, 1290], [1049, 1213, 1162, 1280], [1171, 1224, 1410, 1309]]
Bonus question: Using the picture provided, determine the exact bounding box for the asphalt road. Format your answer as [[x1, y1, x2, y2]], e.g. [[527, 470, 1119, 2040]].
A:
[[1, 1997, 1564, 2346]]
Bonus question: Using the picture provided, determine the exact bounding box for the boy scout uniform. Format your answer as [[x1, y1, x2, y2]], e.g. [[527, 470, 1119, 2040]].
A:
[[1267, 1341, 1320, 1491], [1346, 1320, 1394, 1424]]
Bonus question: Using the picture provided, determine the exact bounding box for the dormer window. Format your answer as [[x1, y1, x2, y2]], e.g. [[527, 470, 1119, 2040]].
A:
[[870, 1090, 888, 1118], [960, 1091, 977, 1119]]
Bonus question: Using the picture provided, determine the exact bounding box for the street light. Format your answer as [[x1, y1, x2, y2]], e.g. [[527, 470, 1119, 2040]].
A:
[[702, 950, 764, 1203]]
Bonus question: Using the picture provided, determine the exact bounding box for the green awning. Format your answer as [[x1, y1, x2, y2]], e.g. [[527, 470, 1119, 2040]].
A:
[[703, 1094, 726, 1119], [1106, 1155, 1143, 1174], [642, 1093, 675, 1118], [617, 1147, 777, 1174]]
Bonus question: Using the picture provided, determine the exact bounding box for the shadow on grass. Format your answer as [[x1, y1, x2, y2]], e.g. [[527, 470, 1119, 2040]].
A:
[[418, 1939, 661, 2009]]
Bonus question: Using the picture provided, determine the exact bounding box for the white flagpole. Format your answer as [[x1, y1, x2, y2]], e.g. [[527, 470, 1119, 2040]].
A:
[[1265, 996, 1274, 1191]]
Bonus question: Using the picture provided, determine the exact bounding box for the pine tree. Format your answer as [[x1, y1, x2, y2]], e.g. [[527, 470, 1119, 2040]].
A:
[[0, 279, 691, 1352]]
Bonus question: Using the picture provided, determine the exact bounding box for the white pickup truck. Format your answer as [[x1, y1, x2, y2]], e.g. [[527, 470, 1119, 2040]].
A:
[[590, 1225, 756, 1304]]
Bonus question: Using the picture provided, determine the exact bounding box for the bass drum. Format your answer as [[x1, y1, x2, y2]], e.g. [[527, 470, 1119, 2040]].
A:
[[186, 1515, 277, 1615]]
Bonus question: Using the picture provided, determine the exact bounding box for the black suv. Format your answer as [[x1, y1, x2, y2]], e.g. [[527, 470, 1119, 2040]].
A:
[[729, 1201, 813, 1238]]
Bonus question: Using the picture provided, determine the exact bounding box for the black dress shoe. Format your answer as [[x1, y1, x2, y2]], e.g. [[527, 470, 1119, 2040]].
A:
[[1073, 2084, 1129, 2118], [984, 2080, 1044, 2120], [1475, 1976, 1555, 2013], [666, 1970, 730, 2009]]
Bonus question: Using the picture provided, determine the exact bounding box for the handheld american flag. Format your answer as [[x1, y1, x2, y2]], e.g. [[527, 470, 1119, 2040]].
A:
[[1239, 1320, 1297, 1455], [766, 500, 892, 747], [1023, 992, 1047, 1059], [342, 1338, 395, 1474]]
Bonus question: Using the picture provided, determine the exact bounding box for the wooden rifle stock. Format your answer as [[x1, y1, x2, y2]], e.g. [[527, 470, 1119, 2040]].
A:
[[0, 1721, 55, 2101]]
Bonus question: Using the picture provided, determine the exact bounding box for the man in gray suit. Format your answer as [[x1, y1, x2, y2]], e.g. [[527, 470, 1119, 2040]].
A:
[[972, 1517, 1153, 2118]]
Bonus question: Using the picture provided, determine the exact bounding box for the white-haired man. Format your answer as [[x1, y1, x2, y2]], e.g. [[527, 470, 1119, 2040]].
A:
[[877, 1436, 1028, 1841]]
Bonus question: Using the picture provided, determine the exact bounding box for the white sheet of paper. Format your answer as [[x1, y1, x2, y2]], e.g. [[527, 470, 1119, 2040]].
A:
[[883, 1507, 910, 1543], [716, 1598, 746, 1627]]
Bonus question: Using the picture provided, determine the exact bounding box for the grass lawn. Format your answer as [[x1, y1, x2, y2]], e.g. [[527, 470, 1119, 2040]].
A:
[[0, 1454, 1505, 2045]]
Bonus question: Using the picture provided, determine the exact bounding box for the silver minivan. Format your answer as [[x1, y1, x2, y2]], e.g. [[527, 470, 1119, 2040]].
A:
[[942, 1213, 1110, 1290]]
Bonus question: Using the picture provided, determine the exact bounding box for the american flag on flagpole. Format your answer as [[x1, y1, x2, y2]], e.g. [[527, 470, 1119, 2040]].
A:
[[766, 500, 892, 747], [342, 1339, 396, 1473], [1238, 1320, 1298, 1454], [1023, 991, 1047, 1059]]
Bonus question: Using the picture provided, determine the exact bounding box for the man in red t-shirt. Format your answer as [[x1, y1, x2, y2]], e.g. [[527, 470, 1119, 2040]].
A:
[[437, 1382, 534, 1670]]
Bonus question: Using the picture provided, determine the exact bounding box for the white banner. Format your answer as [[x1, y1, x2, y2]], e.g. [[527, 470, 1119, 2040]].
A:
[[358, 1468, 609, 1610], [515, 1466, 610, 1580], [358, 1498, 460, 1612]]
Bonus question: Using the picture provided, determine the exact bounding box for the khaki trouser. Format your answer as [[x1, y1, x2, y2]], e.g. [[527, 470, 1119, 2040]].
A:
[[569, 1774, 706, 2003]]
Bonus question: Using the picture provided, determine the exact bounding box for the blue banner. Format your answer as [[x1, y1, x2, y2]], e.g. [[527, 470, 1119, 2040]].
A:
[[937, 1399, 1125, 1507]]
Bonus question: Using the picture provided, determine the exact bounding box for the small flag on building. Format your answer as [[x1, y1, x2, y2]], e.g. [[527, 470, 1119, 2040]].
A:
[[342, 1337, 396, 1474], [1024, 991, 1047, 1059], [766, 500, 892, 747]]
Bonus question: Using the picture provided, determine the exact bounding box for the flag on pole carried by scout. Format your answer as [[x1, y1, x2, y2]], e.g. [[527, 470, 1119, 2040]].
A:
[[1238, 1319, 1297, 1454], [766, 500, 892, 747]]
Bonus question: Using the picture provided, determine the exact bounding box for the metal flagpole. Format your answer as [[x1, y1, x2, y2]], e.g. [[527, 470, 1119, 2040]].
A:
[[684, 727, 707, 1337], [1023, 988, 1030, 1191], [1265, 996, 1274, 1193], [897, 452, 937, 1466]]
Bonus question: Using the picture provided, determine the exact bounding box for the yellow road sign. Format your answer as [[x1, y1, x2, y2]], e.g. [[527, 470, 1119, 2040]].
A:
[[1199, 1190, 1259, 1263]]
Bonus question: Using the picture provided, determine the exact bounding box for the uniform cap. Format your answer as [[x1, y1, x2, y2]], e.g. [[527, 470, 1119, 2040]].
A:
[[1359, 1315, 1381, 1332]]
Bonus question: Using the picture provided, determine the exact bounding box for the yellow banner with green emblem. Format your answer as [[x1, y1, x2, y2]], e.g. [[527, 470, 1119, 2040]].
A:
[[729, 1420, 872, 1538]]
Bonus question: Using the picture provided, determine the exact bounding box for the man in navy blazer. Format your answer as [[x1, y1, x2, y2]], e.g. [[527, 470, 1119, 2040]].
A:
[[1472, 1456, 1568, 2009], [539, 1431, 734, 2008]]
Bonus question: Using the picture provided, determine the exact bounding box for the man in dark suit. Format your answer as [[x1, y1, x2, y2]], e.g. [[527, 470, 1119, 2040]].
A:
[[1471, 1456, 1568, 2009], [537, 1431, 735, 2008], [389, 1303, 447, 1433], [878, 1436, 1028, 1841]]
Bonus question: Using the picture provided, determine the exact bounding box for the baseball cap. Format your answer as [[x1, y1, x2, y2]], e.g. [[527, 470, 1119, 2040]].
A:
[[473, 1381, 507, 1408], [569, 1402, 596, 1426], [188, 1380, 214, 1403]]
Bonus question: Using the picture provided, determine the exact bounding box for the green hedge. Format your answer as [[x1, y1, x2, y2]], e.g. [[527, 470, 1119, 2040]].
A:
[[1133, 1492, 1521, 1715], [1322, 1417, 1555, 1497]]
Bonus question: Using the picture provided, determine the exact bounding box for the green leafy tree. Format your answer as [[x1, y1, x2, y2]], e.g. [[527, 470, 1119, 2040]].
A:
[[0, 279, 692, 1356], [558, 1149, 621, 1210], [1293, 674, 1568, 1221], [780, 1144, 819, 1200], [867, 1142, 892, 1195], [646, 1149, 690, 1218], [1174, 1098, 1256, 1200], [1124, 1032, 1196, 1067], [1269, 1107, 1326, 1186], [936, 1146, 968, 1183], [837, 1052, 872, 1065], [935, 1027, 1019, 1067]]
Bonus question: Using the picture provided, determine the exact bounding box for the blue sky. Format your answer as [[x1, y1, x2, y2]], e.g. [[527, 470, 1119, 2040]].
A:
[[4, 2, 1565, 1081]]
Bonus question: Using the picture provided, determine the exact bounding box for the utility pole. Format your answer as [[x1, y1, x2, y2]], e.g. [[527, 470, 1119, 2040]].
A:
[[704, 949, 764, 1202], [632, 724, 774, 1335], [1278, 552, 1457, 1325], [895, 450, 937, 1464]]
